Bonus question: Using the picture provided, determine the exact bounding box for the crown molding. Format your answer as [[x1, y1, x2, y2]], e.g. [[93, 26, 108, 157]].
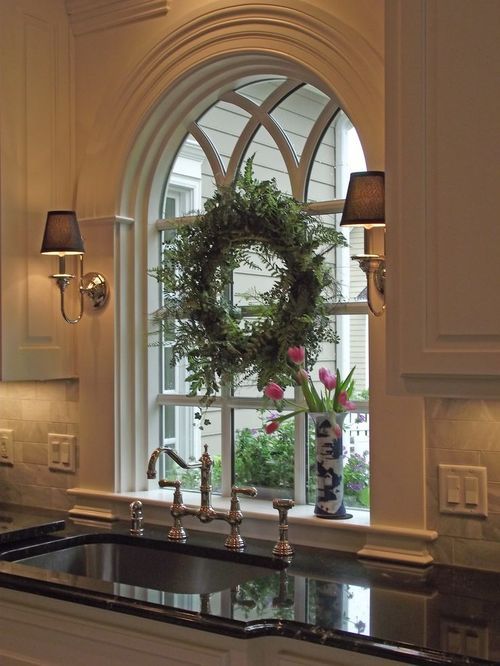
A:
[[65, 0, 170, 36]]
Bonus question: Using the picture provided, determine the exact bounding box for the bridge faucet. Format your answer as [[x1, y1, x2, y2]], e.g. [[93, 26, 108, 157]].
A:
[[147, 444, 257, 549]]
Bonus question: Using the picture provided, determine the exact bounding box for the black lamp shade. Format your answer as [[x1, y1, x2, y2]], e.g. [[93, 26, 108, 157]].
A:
[[340, 171, 385, 228], [40, 210, 85, 255]]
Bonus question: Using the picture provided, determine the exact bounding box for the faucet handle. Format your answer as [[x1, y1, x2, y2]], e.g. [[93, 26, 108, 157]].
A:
[[159, 478, 182, 500], [224, 486, 257, 551], [230, 485, 257, 509], [272, 498, 295, 558], [129, 500, 144, 536], [158, 479, 187, 541]]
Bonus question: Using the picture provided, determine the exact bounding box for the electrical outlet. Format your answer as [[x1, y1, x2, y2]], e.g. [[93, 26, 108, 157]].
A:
[[0, 429, 14, 465], [48, 433, 77, 473], [438, 464, 488, 516]]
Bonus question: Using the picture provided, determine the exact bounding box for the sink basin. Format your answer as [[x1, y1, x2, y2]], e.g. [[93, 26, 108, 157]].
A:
[[2, 534, 284, 595]]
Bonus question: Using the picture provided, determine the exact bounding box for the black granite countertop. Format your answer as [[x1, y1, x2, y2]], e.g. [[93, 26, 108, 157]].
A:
[[0, 506, 498, 665], [0, 503, 65, 543]]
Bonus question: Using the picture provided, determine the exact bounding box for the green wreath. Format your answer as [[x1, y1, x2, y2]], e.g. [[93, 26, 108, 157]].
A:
[[151, 159, 347, 410]]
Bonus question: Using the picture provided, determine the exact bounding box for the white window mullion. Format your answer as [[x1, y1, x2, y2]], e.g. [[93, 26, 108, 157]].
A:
[[220, 386, 233, 497], [294, 409, 307, 505]]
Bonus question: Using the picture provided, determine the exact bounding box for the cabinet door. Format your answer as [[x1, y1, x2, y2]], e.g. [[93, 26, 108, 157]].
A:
[[0, 589, 234, 666], [0, 0, 76, 380], [386, 0, 500, 398]]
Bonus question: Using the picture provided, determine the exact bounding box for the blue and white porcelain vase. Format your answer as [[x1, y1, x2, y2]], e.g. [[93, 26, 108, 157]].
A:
[[310, 412, 351, 519]]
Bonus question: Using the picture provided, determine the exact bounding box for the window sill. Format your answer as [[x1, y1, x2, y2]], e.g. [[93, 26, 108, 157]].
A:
[[67, 487, 437, 566]]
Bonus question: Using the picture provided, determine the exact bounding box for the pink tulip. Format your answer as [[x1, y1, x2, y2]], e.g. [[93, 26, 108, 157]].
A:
[[345, 400, 356, 411], [319, 367, 336, 391], [264, 382, 285, 401], [265, 420, 280, 434], [287, 346, 305, 365], [296, 368, 309, 384], [334, 423, 342, 438], [338, 391, 348, 406]]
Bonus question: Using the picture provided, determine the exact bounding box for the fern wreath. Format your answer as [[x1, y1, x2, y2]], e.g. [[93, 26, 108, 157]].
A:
[[153, 163, 343, 402]]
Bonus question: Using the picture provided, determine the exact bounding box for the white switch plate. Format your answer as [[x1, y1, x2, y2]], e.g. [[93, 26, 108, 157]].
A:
[[438, 464, 488, 516], [48, 433, 77, 473], [0, 429, 14, 465], [440, 618, 489, 660]]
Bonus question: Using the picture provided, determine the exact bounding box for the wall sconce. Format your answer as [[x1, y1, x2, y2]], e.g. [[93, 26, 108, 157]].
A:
[[340, 171, 385, 316], [40, 210, 109, 324]]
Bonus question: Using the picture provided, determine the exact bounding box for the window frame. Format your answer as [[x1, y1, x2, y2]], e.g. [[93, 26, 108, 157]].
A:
[[151, 81, 371, 504]]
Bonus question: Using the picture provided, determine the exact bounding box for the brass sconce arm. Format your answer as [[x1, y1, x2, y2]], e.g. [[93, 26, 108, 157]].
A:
[[352, 253, 386, 317]]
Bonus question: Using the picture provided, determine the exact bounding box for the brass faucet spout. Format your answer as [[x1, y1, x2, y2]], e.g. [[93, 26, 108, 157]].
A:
[[146, 447, 167, 479], [147, 446, 202, 479]]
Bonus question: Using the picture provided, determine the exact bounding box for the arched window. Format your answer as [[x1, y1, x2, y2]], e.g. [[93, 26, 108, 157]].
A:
[[151, 77, 370, 507]]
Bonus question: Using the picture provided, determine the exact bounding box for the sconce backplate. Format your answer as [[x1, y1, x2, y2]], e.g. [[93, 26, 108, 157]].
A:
[[81, 272, 109, 308]]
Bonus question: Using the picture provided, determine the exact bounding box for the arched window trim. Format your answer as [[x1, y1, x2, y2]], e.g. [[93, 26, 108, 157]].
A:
[[71, 6, 431, 566]]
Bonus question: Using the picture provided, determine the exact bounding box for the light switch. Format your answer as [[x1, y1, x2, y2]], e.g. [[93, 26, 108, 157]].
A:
[[60, 442, 70, 465], [52, 441, 61, 464], [465, 476, 479, 505], [447, 475, 460, 503], [439, 464, 488, 516], [48, 433, 76, 472]]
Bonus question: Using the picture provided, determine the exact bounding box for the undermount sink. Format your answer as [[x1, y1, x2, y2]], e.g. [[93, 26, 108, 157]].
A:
[[1, 534, 284, 595]]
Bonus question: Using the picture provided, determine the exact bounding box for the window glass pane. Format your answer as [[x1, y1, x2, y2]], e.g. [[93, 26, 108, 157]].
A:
[[307, 112, 366, 203], [163, 404, 176, 439], [160, 406, 221, 493], [313, 212, 366, 304], [197, 100, 252, 171], [233, 371, 294, 399], [307, 314, 369, 402], [164, 135, 204, 216], [307, 122, 336, 202], [270, 84, 330, 160], [344, 226, 366, 302], [236, 78, 286, 103], [234, 409, 295, 499], [241, 126, 292, 194]]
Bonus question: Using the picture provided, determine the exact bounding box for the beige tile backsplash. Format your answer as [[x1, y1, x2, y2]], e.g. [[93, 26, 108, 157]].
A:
[[427, 397, 500, 571], [1, 382, 499, 571], [0, 380, 79, 511]]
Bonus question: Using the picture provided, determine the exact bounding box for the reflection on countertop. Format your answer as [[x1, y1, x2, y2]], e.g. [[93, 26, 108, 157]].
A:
[[0, 505, 498, 665], [0, 503, 65, 543]]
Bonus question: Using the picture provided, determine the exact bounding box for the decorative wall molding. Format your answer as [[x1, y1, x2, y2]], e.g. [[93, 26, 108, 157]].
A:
[[357, 528, 438, 567], [65, 0, 170, 36], [0, 0, 76, 380], [386, 0, 500, 396]]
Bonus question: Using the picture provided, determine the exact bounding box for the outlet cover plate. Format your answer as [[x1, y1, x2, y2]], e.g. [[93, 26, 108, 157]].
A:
[[48, 433, 77, 473], [438, 464, 488, 517], [0, 429, 14, 465]]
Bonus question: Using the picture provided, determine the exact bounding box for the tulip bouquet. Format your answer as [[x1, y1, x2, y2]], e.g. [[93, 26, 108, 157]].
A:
[[263, 346, 356, 436]]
